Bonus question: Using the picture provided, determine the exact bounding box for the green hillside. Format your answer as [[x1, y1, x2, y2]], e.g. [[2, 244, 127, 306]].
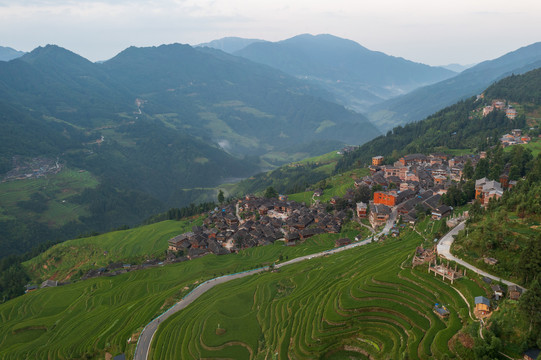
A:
[[24, 218, 201, 282], [0, 234, 345, 359], [368, 42, 541, 130], [151, 231, 486, 359]]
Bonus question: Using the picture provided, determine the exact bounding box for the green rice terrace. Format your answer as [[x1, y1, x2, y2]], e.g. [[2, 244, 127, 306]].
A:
[[0, 232, 349, 359], [150, 231, 487, 360]]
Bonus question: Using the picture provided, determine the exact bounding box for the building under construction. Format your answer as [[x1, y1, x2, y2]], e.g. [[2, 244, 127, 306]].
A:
[[428, 259, 463, 284]]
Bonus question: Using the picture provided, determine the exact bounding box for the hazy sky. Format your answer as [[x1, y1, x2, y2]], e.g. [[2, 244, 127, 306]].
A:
[[1, 0, 540, 66]]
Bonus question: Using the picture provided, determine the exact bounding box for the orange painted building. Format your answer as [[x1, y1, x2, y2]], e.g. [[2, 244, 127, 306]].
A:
[[372, 156, 384, 166], [373, 192, 396, 206]]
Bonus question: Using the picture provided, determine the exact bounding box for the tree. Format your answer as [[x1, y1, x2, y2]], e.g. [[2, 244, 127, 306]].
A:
[[463, 159, 474, 180], [474, 158, 490, 180], [217, 189, 225, 204], [264, 186, 278, 199], [519, 277, 541, 336], [353, 185, 371, 204]]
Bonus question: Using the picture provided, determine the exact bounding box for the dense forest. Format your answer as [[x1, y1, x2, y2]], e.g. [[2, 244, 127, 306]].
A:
[[484, 67, 541, 105]]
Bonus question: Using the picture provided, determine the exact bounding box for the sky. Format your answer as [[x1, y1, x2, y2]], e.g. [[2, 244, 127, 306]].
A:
[[1, 0, 540, 66]]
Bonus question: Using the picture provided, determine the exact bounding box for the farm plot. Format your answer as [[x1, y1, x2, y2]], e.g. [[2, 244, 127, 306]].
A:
[[151, 232, 483, 360]]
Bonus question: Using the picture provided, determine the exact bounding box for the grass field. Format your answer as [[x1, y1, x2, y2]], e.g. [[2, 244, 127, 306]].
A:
[[0, 168, 98, 226], [24, 217, 203, 282], [150, 231, 486, 360], [0, 233, 346, 360]]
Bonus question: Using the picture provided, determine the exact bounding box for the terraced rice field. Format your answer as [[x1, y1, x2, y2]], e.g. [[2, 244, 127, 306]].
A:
[[0, 234, 342, 359], [151, 232, 485, 359]]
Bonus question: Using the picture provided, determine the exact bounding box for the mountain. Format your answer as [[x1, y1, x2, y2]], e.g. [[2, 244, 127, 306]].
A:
[[335, 68, 541, 174], [0, 43, 380, 256], [196, 37, 264, 53], [234, 34, 456, 112], [0, 46, 25, 61], [369, 42, 541, 131], [440, 63, 476, 73], [100, 43, 380, 155]]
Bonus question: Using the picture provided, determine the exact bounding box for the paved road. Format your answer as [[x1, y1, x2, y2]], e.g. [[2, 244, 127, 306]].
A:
[[133, 220, 391, 360], [134, 267, 268, 360], [437, 220, 523, 288]]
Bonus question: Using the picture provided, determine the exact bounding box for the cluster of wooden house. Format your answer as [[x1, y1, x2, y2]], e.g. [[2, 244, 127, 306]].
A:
[[354, 153, 479, 226], [481, 99, 517, 120], [167, 195, 347, 259], [500, 128, 531, 147]]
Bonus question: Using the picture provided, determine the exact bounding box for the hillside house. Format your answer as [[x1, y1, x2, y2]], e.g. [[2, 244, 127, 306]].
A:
[[484, 257, 499, 266], [483, 106, 494, 116], [374, 191, 396, 206], [168, 233, 193, 251], [399, 154, 428, 166], [369, 204, 391, 227], [356, 202, 368, 218], [475, 296, 491, 314], [372, 156, 384, 166], [433, 304, 450, 319], [491, 284, 504, 300], [506, 108, 517, 119], [508, 285, 523, 300], [432, 205, 452, 220], [493, 100, 506, 109], [475, 178, 503, 205]]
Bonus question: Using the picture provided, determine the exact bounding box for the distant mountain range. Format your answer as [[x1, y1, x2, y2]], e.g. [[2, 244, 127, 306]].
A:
[[229, 34, 456, 112], [368, 42, 541, 131], [440, 63, 476, 73], [0, 46, 25, 61], [0, 42, 380, 253], [196, 37, 264, 54]]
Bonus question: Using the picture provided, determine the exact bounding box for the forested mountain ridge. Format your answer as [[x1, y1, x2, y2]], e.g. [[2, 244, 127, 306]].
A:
[[369, 42, 541, 130], [0, 42, 380, 258], [233, 34, 456, 112], [228, 68, 540, 198]]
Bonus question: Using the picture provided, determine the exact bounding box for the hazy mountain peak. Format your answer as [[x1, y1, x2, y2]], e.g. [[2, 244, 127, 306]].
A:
[[196, 37, 265, 54], [20, 44, 92, 66], [0, 46, 26, 61], [234, 33, 456, 112]]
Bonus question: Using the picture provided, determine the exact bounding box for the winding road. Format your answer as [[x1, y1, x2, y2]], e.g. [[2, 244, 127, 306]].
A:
[[135, 212, 525, 359], [134, 214, 394, 360], [436, 220, 523, 288]]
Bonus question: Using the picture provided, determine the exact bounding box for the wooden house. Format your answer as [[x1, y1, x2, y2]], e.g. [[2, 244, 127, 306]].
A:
[[475, 296, 491, 314], [508, 285, 523, 300], [356, 202, 368, 218]]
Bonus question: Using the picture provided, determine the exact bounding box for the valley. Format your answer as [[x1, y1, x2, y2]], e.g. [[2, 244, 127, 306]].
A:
[[0, 34, 541, 360]]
